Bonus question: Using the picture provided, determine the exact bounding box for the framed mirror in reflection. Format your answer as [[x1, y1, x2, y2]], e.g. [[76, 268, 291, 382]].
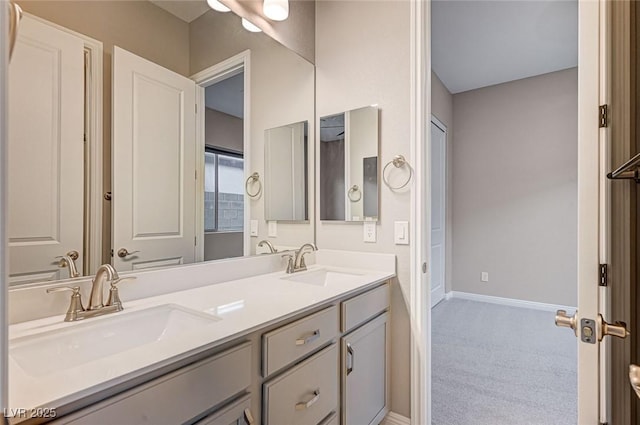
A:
[[320, 106, 379, 222], [264, 121, 309, 222], [7, 1, 315, 285]]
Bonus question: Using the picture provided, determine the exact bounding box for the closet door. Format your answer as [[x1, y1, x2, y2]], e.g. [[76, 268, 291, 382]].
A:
[[112, 46, 197, 271], [8, 15, 85, 284]]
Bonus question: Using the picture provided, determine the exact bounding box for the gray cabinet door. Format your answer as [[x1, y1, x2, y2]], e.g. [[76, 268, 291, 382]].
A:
[[341, 313, 389, 425]]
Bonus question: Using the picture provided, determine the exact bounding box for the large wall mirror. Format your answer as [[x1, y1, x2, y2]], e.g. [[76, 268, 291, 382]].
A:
[[320, 106, 379, 222], [7, 0, 315, 285]]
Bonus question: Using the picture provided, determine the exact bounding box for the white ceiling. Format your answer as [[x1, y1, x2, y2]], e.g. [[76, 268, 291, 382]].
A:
[[432, 0, 578, 94], [149, 0, 210, 23], [205, 73, 245, 118]]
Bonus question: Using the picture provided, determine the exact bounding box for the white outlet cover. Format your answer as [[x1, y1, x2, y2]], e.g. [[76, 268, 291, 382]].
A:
[[268, 221, 277, 237], [364, 222, 377, 243], [250, 220, 258, 237], [481, 272, 489, 282], [394, 221, 409, 245]]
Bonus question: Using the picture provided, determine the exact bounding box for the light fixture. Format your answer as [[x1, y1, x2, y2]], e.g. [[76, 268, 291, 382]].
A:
[[207, 0, 230, 13], [263, 0, 289, 21], [242, 18, 262, 33]]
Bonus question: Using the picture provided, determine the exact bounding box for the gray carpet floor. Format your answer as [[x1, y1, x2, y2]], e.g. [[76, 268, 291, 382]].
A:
[[431, 298, 577, 425]]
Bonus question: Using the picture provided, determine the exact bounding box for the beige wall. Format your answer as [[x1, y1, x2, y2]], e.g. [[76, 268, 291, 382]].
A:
[[452, 68, 578, 306], [191, 10, 315, 254], [316, 0, 411, 417], [19, 1, 190, 264], [431, 71, 454, 294], [205, 108, 243, 153]]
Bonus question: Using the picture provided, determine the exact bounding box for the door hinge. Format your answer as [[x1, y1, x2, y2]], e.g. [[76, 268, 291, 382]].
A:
[[194, 236, 197, 246], [195, 103, 198, 114], [599, 263, 608, 287], [195, 169, 197, 180], [599, 104, 609, 128]]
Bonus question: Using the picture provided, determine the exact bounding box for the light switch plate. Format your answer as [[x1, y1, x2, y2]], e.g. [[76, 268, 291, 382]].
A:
[[481, 272, 489, 282], [250, 220, 258, 237], [268, 221, 277, 237], [364, 222, 377, 243], [394, 221, 409, 245]]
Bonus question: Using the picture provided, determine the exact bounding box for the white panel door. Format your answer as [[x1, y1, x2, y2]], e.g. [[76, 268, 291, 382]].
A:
[[112, 47, 196, 271], [430, 120, 446, 307], [8, 15, 84, 284]]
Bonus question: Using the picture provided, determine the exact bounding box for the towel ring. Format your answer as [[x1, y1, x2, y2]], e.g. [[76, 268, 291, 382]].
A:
[[383, 155, 413, 190], [245, 172, 262, 198], [347, 185, 362, 202]]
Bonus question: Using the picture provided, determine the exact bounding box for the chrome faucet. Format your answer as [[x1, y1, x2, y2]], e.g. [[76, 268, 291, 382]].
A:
[[258, 240, 277, 253], [57, 254, 80, 279], [283, 243, 317, 274], [47, 263, 135, 322]]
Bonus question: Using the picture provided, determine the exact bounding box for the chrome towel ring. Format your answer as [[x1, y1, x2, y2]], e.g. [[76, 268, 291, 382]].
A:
[[382, 155, 412, 190], [347, 185, 361, 202], [245, 172, 262, 198]]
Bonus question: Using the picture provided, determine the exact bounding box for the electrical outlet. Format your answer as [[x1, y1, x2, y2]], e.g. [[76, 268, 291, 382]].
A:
[[268, 221, 277, 237], [481, 272, 489, 282], [364, 222, 377, 243], [250, 220, 258, 237]]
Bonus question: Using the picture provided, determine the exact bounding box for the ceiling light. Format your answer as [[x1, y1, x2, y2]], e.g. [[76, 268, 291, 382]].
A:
[[207, 0, 230, 13], [242, 18, 262, 33], [263, 0, 289, 21]]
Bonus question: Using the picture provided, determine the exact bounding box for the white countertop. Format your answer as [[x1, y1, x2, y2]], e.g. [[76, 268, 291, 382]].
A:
[[8, 262, 394, 413]]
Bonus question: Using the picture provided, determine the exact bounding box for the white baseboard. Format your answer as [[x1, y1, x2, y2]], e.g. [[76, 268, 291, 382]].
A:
[[382, 412, 411, 425], [445, 291, 575, 312]]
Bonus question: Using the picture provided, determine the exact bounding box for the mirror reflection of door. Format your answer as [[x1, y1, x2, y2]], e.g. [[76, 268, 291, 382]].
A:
[[8, 15, 85, 285], [203, 72, 245, 261]]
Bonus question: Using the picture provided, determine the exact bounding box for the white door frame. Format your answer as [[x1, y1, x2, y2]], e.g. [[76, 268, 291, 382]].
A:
[[1, 0, 9, 412], [410, 1, 605, 424], [190, 50, 251, 259], [430, 115, 446, 308]]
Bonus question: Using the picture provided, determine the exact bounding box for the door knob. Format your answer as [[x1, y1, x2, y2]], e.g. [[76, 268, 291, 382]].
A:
[[598, 314, 630, 341], [555, 310, 577, 335], [629, 365, 640, 399], [117, 248, 140, 258]]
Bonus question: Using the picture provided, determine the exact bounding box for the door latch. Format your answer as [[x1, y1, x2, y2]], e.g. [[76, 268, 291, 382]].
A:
[[555, 310, 629, 342]]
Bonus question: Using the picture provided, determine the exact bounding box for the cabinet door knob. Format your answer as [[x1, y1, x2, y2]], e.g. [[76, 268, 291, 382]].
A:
[[295, 389, 320, 410]]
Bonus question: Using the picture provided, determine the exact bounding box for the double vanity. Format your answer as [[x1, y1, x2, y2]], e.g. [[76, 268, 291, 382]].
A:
[[7, 250, 395, 425]]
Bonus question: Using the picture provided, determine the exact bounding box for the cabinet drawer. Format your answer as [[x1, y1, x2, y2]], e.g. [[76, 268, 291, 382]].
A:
[[262, 305, 338, 377], [194, 394, 253, 425], [58, 342, 252, 425], [263, 343, 338, 425], [341, 283, 389, 332]]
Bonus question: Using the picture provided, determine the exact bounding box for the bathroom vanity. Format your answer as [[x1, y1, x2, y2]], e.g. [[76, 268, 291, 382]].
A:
[[7, 251, 394, 425]]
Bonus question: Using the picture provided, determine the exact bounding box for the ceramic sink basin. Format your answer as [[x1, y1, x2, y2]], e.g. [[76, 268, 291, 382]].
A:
[[282, 268, 362, 286], [10, 304, 220, 377]]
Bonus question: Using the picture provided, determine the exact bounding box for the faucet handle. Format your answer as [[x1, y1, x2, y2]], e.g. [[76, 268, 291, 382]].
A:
[[107, 277, 136, 310], [47, 286, 85, 321], [282, 254, 295, 274]]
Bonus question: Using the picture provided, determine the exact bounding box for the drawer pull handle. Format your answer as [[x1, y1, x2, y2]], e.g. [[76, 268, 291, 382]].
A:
[[243, 408, 255, 425], [296, 329, 321, 346], [295, 389, 320, 410], [347, 343, 354, 375]]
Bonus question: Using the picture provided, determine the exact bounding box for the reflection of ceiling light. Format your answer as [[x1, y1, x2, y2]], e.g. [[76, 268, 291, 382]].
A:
[[207, 0, 230, 12], [242, 18, 262, 32], [263, 0, 289, 21]]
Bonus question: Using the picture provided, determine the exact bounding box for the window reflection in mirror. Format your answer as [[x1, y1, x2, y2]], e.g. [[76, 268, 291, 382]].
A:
[[320, 106, 379, 222]]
